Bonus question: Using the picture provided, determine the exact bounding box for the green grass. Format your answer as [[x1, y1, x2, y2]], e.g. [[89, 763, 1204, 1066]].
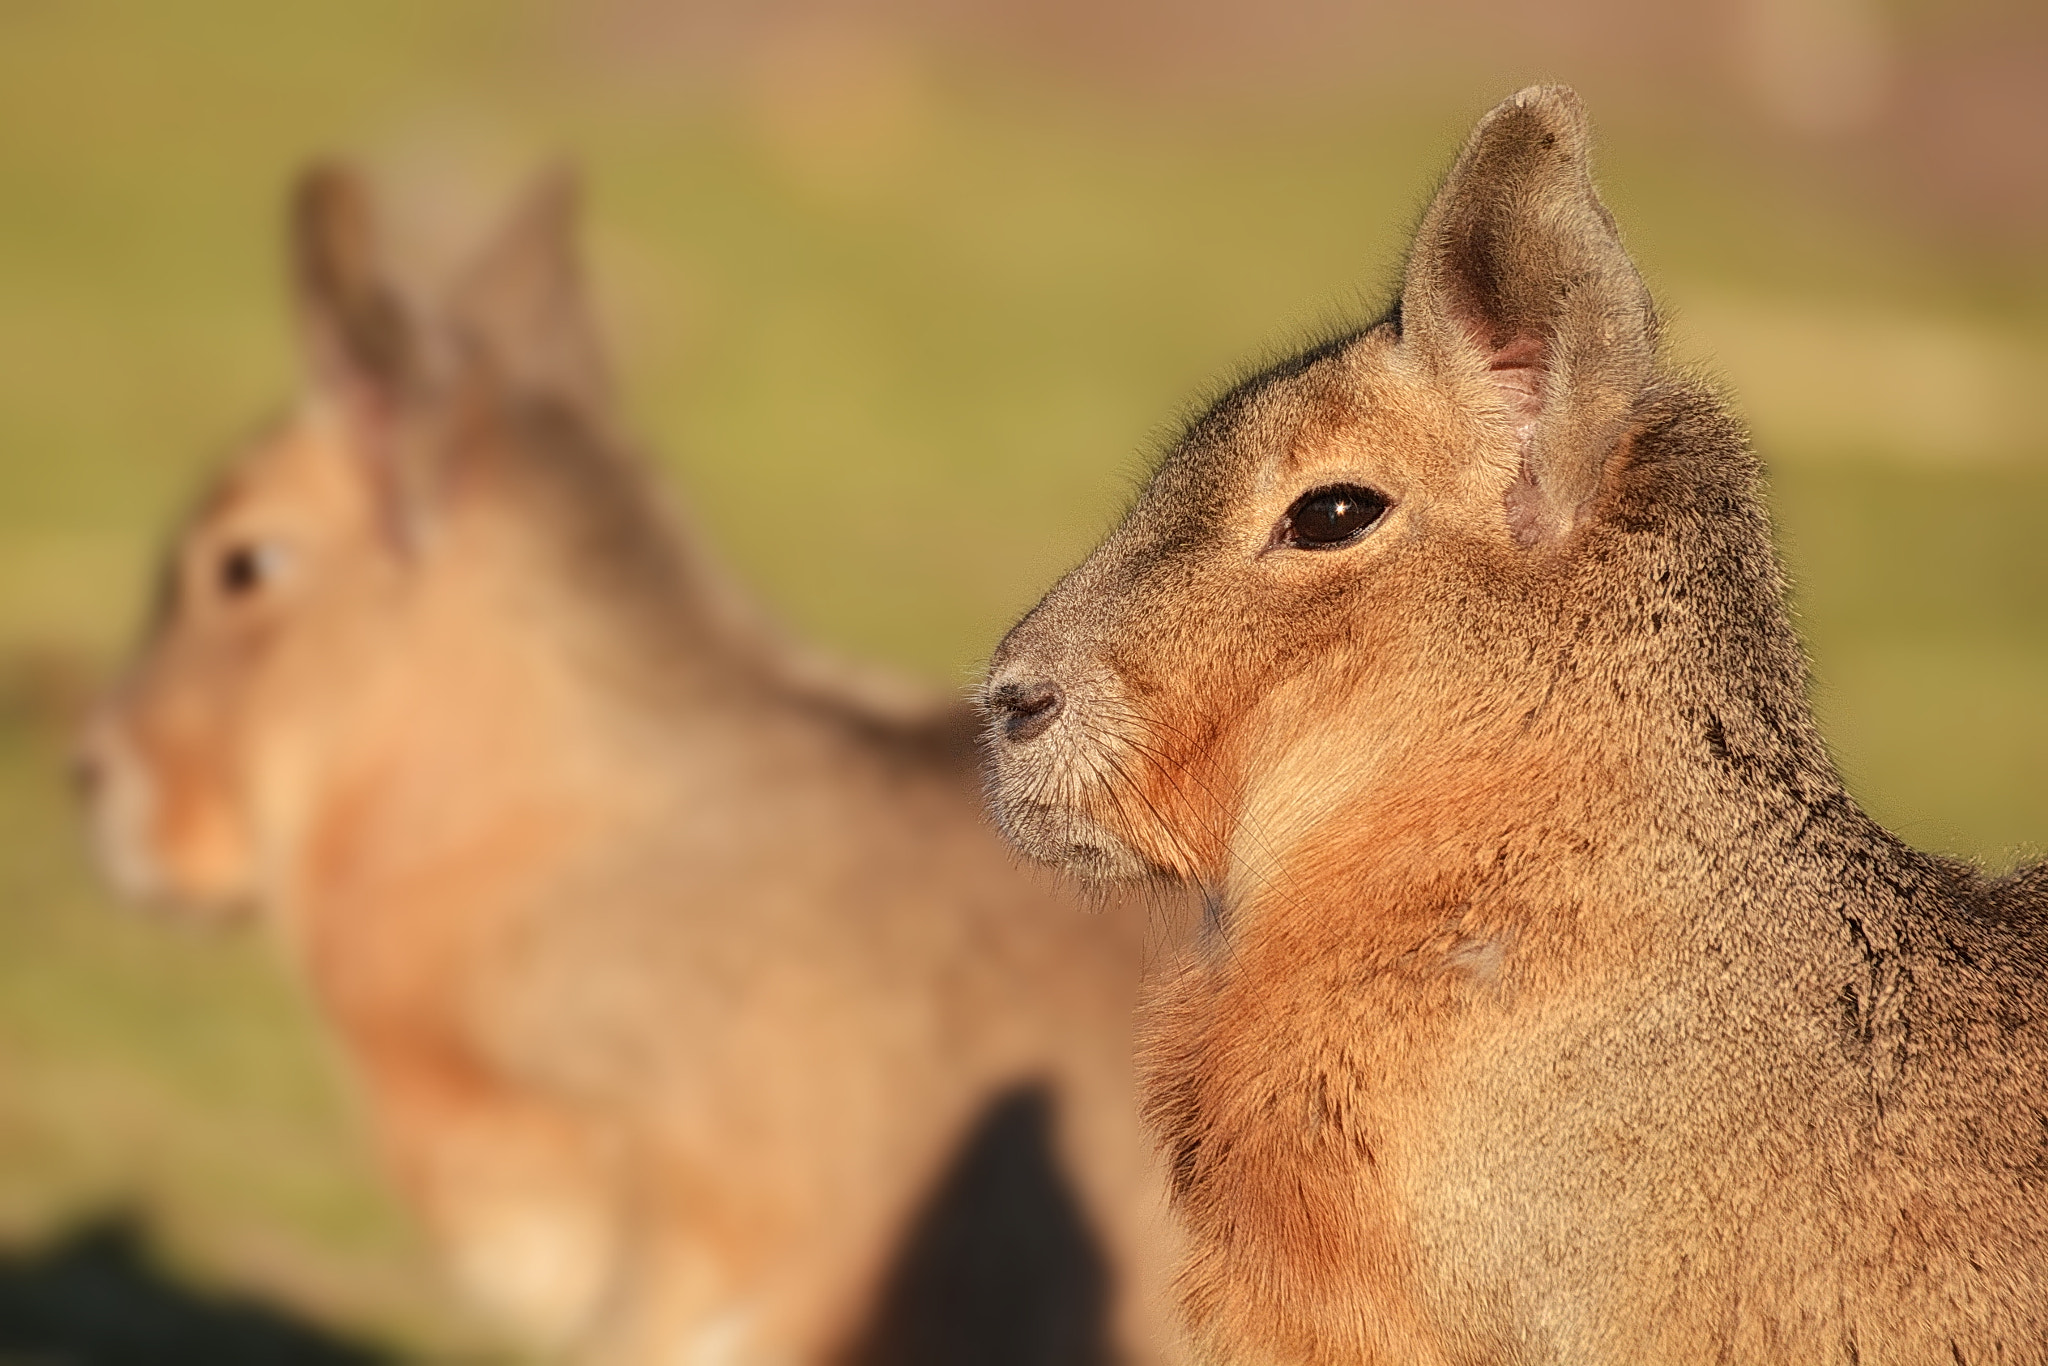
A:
[[1775, 462, 2048, 862], [0, 2, 2044, 1356]]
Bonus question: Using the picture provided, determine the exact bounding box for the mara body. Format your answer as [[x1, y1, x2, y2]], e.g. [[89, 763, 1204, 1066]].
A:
[[981, 86, 2048, 1365], [77, 168, 1181, 1365]]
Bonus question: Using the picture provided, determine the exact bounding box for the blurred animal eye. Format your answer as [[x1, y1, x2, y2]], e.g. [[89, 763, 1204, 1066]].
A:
[[1278, 485, 1388, 550], [217, 542, 284, 598]]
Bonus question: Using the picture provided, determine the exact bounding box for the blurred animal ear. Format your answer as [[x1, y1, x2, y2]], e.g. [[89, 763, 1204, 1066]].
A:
[[291, 162, 423, 411], [289, 162, 437, 546], [1398, 85, 1657, 545], [448, 164, 610, 414]]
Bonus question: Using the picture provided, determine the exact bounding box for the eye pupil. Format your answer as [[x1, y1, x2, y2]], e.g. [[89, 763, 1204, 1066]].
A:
[[1282, 484, 1387, 549], [219, 545, 265, 596]]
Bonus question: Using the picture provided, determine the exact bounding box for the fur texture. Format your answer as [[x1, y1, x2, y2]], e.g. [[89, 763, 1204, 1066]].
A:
[[981, 86, 2048, 1365]]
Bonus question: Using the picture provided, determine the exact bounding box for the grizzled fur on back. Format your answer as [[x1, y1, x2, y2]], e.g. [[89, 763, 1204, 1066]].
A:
[[982, 86, 2048, 1366], [78, 168, 1183, 1365]]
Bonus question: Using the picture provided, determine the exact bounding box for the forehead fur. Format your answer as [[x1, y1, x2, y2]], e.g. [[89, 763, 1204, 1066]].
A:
[[144, 410, 350, 614], [1141, 311, 1506, 532], [183, 410, 309, 517]]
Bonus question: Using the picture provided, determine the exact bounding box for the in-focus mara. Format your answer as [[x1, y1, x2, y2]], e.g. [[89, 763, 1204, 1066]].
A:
[[984, 86, 2048, 1365]]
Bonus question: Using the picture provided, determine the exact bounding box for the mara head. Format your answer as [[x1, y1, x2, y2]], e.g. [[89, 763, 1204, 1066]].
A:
[[983, 86, 1793, 897], [76, 163, 665, 919]]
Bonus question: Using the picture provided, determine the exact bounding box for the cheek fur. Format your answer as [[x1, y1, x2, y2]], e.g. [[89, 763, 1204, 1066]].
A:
[[1073, 659, 1257, 885], [1106, 571, 1407, 885], [127, 718, 259, 908]]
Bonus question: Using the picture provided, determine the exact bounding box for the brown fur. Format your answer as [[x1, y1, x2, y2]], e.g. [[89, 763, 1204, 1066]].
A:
[[78, 167, 1188, 1365], [983, 87, 2048, 1364]]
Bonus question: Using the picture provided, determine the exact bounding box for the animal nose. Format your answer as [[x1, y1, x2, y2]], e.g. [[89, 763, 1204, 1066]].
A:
[[70, 738, 106, 803], [988, 678, 1065, 744]]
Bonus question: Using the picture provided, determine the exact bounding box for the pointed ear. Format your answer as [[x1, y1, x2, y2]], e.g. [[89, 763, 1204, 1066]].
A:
[[290, 162, 423, 408], [1399, 86, 1657, 545], [289, 163, 437, 547], [447, 165, 610, 414]]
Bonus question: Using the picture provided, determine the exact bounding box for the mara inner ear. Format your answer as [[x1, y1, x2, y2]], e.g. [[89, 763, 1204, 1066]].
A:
[[1398, 85, 1657, 546], [289, 162, 435, 549], [446, 165, 610, 416]]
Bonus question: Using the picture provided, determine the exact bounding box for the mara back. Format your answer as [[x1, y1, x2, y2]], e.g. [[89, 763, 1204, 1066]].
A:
[[77, 167, 1181, 1365], [981, 86, 2048, 1366]]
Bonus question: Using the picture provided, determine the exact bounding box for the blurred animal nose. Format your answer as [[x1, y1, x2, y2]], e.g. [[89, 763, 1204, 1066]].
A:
[[988, 679, 1065, 744], [70, 739, 106, 804]]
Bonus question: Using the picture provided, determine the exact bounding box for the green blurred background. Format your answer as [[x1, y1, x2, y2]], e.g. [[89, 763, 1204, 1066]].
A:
[[1, 0, 2044, 1358]]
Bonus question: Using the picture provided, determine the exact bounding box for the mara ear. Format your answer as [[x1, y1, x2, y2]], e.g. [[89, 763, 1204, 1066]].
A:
[[290, 161, 425, 411], [446, 164, 610, 415], [1398, 85, 1657, 546], [289, 162, 437, 547]]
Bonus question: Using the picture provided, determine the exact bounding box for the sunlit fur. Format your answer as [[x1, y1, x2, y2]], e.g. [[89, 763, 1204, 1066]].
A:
[[80, 168, 1189, 1365], [985, 87, 2048, 1364]]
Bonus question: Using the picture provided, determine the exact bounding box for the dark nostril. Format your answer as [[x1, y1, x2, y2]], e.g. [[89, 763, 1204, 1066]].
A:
[[70, 747, 103, 802], [989, 679, 1065, 744]]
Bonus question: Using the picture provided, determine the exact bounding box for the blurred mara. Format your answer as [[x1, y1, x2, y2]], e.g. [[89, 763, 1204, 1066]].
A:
[[982, 87, 2048, 1365], [76, 167, 1180, 1365]]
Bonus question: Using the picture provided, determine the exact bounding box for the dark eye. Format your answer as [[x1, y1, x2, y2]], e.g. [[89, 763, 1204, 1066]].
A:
[[1277, 484, 1389, 550], [216, 542, 280, 598]]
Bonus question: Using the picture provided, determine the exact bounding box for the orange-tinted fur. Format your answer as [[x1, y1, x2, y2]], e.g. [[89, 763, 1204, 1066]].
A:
[[80, 168, 1186, 1365], [984, 88, 2048, 1365]]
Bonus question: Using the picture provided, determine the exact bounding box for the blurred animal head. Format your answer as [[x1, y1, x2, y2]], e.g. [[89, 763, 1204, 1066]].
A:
[[982, 86, 1659, 895], [76, 164, 654, 919]]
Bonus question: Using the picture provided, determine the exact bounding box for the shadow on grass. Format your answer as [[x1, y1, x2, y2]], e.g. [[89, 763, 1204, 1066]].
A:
[[843, 1083, 1115, 1366], [0, 1215, 390, 1365]]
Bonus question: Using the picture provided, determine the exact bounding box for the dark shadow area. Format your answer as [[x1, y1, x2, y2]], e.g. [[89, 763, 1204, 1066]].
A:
[[843, 1083, 1116, 1366], [0, 1216, 391, 1365]]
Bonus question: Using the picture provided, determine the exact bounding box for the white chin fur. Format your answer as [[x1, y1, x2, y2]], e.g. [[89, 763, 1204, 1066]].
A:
[[85, 731, 165, 904], [444, 1197, 616, 1350], [996, 796, 1156, 883]]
